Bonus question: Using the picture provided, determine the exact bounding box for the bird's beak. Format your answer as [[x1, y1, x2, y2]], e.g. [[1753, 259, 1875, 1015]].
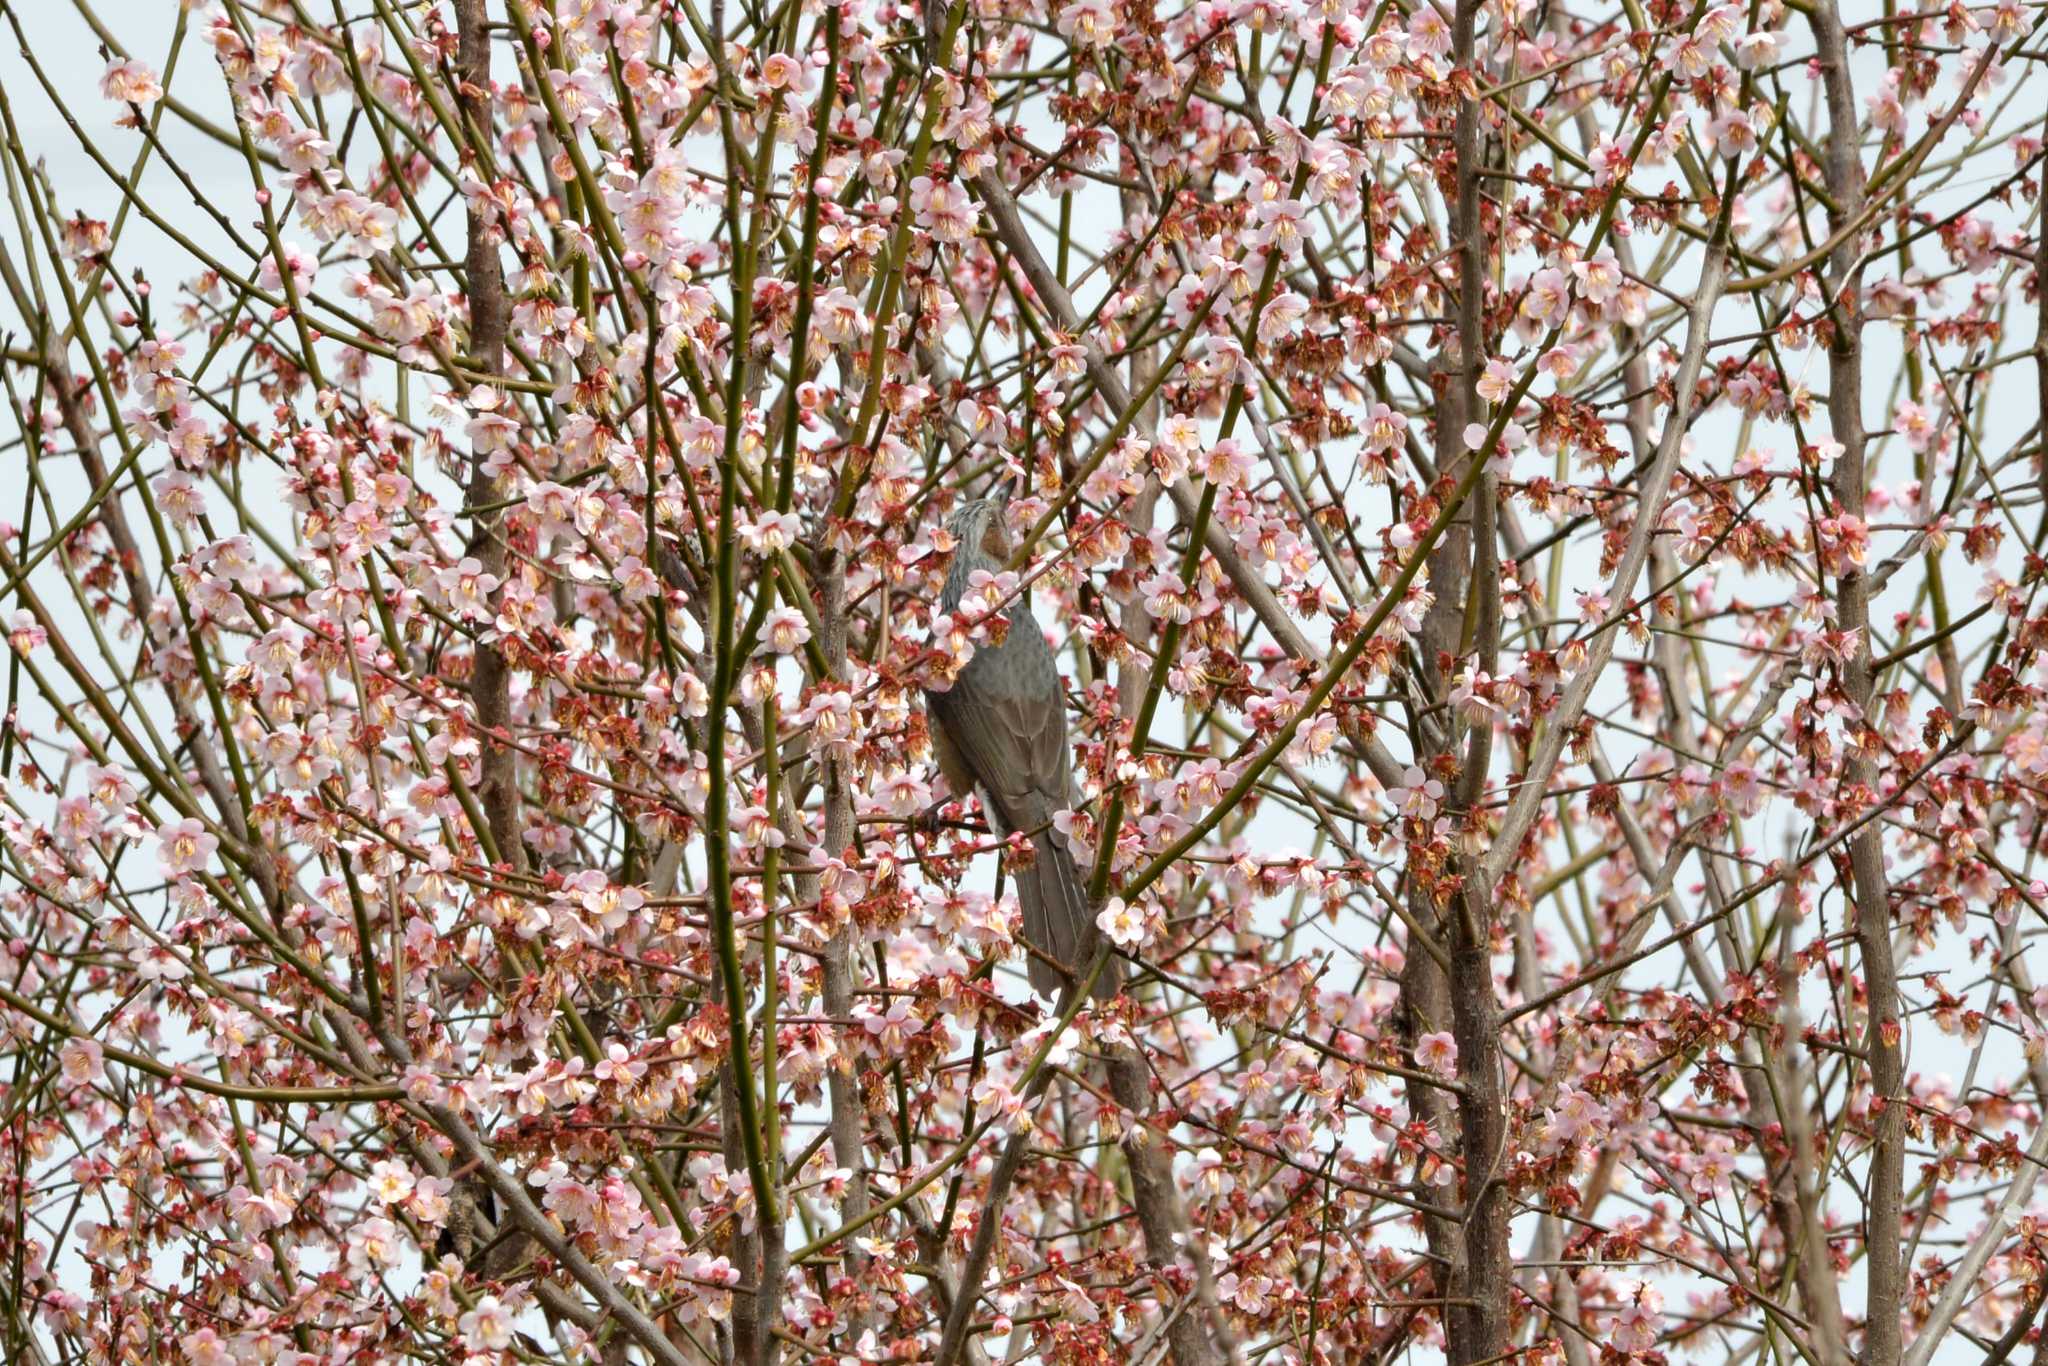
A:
[[989, 472, 1017, 506]]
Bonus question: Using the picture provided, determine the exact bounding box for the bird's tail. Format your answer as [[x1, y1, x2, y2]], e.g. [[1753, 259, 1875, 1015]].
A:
[[1018, 832, 1124, 1003]]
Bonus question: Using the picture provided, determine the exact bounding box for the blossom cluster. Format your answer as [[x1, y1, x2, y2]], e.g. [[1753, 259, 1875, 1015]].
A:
[[0, 0, 2044, 1363]]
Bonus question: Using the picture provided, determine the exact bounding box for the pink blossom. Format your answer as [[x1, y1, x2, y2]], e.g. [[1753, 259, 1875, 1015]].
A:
[[1520, 268, 1569, 326], [1095, 897, 1147, 949], [909, 176, 975, 243], [7, 611, 46, 654], [155, 819, 218, 878], [458, 1296, 516, 1352], [1416, 1031, 1458, 1078], [59, 1039, 104, 1087], [99, 60, 163, 106], [1611, 1282, 1664, 1354], [1055, 0, 1115, 48]]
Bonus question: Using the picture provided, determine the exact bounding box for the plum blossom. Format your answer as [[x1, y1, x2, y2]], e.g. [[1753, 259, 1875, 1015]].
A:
[[1416, 1031, 1459, 1078], [1571, 251, 1623, 305], [1055, 0, 1115, 48], [594, 1041, 647, 1087], [1257, 291, 1310, 346], [862, 999, 923, 1054], [1520, 268, 1569, 326], [1096, 897, 1147, 949], [762, 606, 813, 653], [910, 176, 976, 242], [759, 52, 811, 93], [156, 819, 218, 878], [458, 1296, 516, 1353], [1393, 767, 1444, 821], [100, 60, 163, 106], [368, 1160, 414, 1205], [1611, 1283, 1664, 1354], [877, 769, 933, 816], [7, 611, 46, 654], [59, 1039, 104, 1087], [179, 1329, 234, 1366], [1893, 400, 1939, 452], [1708, 110, 1759, 158]]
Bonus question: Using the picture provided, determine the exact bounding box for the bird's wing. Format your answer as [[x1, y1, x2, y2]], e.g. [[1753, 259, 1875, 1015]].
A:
[[928, 606, 1117, 1001], [927, 605, 1071, 833]]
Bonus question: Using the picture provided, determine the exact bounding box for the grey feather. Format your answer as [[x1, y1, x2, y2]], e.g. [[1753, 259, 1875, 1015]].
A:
[[927, 499, 1122, 1002]]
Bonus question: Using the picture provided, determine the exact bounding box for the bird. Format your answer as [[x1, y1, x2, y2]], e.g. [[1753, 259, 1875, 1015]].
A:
[[925, 493, 1123, 1003]]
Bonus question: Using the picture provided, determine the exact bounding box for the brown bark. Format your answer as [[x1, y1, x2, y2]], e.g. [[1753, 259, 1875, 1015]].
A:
[[454, 0, 523, 877], [1104, 1045, 1235, 1366], [1419, 6, 1513, 1361], [1811, 7, 1904, 1364], [815, 552, 869, 1345]]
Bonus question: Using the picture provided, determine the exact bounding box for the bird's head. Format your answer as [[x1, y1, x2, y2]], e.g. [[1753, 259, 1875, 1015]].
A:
[[945, 485, 1015, 569]]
